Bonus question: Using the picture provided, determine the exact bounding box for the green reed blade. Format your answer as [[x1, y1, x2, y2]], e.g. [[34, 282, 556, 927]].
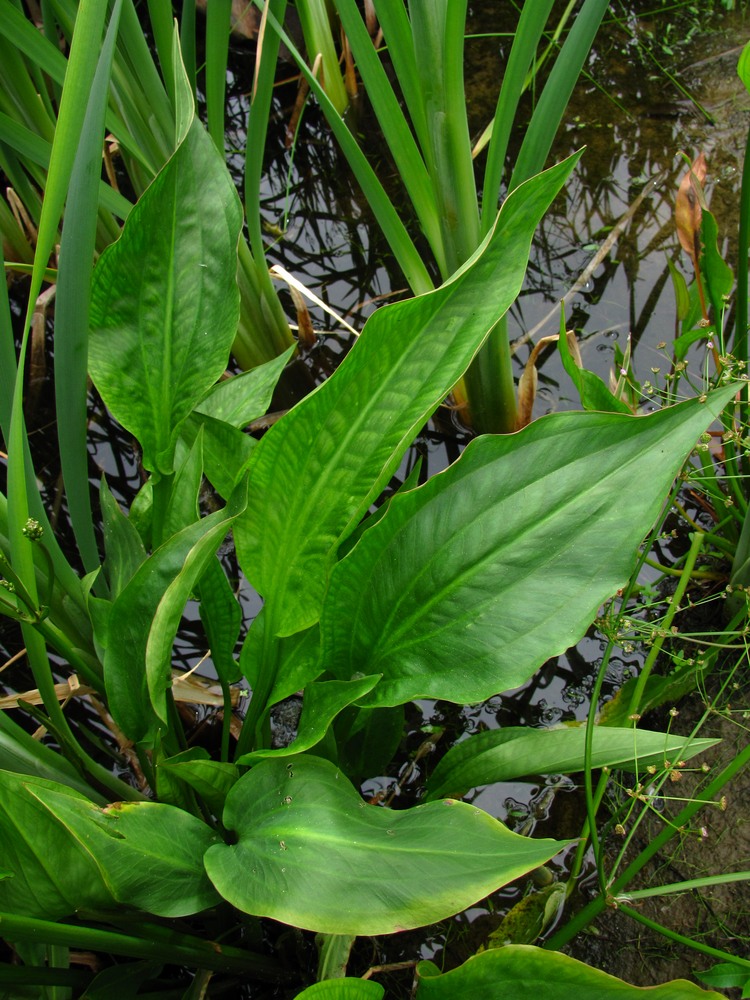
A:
[[180, 0, 198, 94], [146, 0, 177, 104], [55, 0, 123, 585], [245, 0, 287, 265], [0, 911, 286, 979], [0, 112, 132, 221], [296, 0, 349, 115], [334, 0, 441, 281], [409, 0, 478, 273], [6, 0, 108, 775], [480, 0, 555, 235], [205, 0, 232, 153], [510, 0, 609, 189]]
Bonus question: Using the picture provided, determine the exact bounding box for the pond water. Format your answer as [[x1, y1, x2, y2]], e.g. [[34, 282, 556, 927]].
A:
[[1, 2, 749, 995]]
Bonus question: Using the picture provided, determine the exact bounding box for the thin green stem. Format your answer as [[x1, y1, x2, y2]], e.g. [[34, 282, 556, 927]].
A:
[[0, 912, 288, 980], [642, 557, 723, 580], [220, 674, 233, 764], [583, 641, 615, 895], [572, 478, 687, 896], [33, 617, 103, 688], [567, 771, 608, 889], [617, 902, 750, 971], [627, 532, 703, 717]]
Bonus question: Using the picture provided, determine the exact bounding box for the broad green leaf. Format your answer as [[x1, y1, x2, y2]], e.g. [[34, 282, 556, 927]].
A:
[[89, 116, 242, 476], [414, 948, 723, 998], [424, 727, 719, 801], [158, 750, 239, 816], [321, 387, 736, 708], [235, 154, 581, 637], [27, 780, 221, 918], [104, 481, 247, 742], [294, 981, 384, 1000], [239, 609, 322, 703], [204, 756, 565, 935], [0, 771, 111, 919], [238, 676, 381, 764], [195, 346, 294, 427]]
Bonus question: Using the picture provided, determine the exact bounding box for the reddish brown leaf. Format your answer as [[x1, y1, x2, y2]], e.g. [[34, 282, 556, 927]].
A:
[[675, 152, 707, 263]]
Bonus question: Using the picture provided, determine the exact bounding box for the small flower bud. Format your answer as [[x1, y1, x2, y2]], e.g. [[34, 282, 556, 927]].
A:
[[22, 518, 43, 541]]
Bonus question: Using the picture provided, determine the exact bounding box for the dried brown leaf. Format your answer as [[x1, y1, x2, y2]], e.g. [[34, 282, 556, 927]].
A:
[[675, 152, 707, 262]]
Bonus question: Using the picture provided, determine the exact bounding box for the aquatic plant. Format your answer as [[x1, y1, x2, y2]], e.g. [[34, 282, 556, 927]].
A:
[[0, 4, 745, 997]]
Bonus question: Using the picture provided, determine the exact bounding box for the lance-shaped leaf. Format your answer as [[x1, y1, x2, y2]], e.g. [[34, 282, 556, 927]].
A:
[[104, 481, 247, 742], [414, 948, 723, 999], [234, 153, 582, 637], [321, 387, 736, 708], [204, 756, 565, 935], [700, 210, 733, 321], [425, 726, 720, 801], [89, 115, 242, 476]]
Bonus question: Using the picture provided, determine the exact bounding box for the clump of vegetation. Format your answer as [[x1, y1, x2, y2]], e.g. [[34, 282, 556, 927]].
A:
[[1, 2, 749, 997]]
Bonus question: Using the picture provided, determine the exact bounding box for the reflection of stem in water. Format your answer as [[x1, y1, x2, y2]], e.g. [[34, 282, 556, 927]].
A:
[[512, 171, 667, 352]]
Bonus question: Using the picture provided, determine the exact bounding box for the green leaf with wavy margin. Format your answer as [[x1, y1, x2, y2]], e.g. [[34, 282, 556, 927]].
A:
[[414, 947, 722, 999], [204, 756, 565, 935], [321, 387, 735, 708], [234, 153, 582, 637]]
